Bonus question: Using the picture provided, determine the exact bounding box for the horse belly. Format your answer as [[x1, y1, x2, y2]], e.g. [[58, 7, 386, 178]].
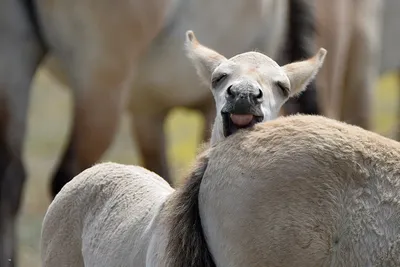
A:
[[131, 56, 211, 111], [130, 0, 287, 111], [36, 0, 169, 88]]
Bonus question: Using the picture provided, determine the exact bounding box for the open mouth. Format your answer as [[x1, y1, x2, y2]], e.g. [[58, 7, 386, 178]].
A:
[[222, 112, 264, 137]]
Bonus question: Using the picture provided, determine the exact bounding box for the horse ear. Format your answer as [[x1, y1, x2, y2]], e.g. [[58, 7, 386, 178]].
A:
[[282, 48, 327, 96], [185, 30, 227, 85]]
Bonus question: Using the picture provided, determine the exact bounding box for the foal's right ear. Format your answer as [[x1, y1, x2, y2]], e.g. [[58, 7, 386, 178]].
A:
[[282, 48, 327, 96], [184, 30, 227, 85]]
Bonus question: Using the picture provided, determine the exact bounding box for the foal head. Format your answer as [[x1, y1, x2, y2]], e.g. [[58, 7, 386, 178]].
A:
[[184, 30, 327, 144]]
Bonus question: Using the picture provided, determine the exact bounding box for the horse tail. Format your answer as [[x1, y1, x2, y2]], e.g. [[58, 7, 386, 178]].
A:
[[165, 147, 216, 267], [283, 0, 320, 115], [20, 0, 48, 52]]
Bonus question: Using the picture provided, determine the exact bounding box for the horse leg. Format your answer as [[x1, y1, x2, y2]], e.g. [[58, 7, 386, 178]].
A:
[[50, 65, 127, 198], [0, 3, 45, 266], [312, 0, 352, 121], [129, 110, 172, 185], [340, 0, 383, 130]]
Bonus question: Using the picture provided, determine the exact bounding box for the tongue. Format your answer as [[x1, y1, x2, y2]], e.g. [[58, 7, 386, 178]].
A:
[[230, 114, 254, 127]]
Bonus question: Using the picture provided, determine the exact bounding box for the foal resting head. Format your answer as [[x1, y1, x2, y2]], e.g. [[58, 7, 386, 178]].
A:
[[184, 30, 327, 144]]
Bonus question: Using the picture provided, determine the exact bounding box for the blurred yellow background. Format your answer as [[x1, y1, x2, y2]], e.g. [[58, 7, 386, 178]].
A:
[[18, 67, 399, 266]]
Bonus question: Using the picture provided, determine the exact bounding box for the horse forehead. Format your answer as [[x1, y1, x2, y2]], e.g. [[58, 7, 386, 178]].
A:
[[230, 52, 278, 67], [229, 52, 282, 76]]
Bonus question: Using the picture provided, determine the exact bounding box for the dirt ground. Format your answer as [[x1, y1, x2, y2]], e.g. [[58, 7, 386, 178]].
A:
[[16, 68, 399, 266]]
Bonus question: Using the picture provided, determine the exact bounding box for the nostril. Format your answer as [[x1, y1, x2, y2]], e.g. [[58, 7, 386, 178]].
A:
[[256, 89, 263, 99], [227, 85, 234, 97]]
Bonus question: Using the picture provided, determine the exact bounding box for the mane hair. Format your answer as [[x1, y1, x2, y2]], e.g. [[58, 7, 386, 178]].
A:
[[165, 144, 216, 267]]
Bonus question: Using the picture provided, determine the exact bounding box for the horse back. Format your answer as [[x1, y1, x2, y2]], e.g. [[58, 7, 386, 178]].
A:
[[202, 115, 400, 266]]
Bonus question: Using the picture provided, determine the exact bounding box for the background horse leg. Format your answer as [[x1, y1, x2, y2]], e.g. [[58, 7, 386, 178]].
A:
[[0, 0, 45, 265], [129, 110, 171, 184], [313, 0, 352, 122], [340, 0, 383, 130], [50, 64, 128, 198]]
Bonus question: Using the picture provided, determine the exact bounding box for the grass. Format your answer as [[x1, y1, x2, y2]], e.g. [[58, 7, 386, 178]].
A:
[[16, 68, 399, 266]]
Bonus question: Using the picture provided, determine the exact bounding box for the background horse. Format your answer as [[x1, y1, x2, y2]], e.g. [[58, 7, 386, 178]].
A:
[[314, 0, 383, 130], [0, 0, 168, 265], [313, 0, 400, 140], [43, 0, 319, 187]]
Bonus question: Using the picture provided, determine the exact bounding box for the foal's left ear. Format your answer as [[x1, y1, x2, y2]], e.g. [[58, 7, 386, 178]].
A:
[[282, 48, 327, 96], [184, 30, 227, 85]]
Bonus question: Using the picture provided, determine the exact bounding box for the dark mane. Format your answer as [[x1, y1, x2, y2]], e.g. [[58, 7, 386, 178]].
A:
[[165, 145, 216, 267]]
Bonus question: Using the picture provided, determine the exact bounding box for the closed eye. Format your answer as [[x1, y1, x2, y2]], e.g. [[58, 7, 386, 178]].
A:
[[276, 81, 290, 97], [212, 73, 228, 88]]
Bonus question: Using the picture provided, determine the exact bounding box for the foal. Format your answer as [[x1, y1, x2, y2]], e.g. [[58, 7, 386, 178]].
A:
[[184, 31, 327, 144]]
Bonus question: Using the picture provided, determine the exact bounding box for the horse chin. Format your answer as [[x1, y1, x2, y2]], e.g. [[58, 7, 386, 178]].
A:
[[222, 112, 264, 137]]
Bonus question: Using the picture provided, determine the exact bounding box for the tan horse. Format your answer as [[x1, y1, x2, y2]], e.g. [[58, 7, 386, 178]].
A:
[[314, 0, 383, 130], [41, 113, 400, 266], [41, 31, 328, 267], [43, 0, 319, 187], [0, 0, 169, 265]]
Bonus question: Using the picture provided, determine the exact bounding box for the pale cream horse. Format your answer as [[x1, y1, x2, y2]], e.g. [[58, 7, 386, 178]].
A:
[[40, 31, 327, 267], [44, 0, 319, 187], [0, 0, 168, 265], [314, 0, 383, 130], [42, 115, 400, 267], [40, 109, 400, 264]]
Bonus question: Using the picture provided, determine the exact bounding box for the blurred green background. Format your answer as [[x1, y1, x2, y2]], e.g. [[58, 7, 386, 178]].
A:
[[18, 67, 399, 266]]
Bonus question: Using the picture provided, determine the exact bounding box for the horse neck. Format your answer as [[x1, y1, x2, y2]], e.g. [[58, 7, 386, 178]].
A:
[[197, 146, 274, 266]]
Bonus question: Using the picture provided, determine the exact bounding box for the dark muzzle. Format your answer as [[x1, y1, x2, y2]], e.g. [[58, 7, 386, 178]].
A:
[[221, 89, 264, 137]]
